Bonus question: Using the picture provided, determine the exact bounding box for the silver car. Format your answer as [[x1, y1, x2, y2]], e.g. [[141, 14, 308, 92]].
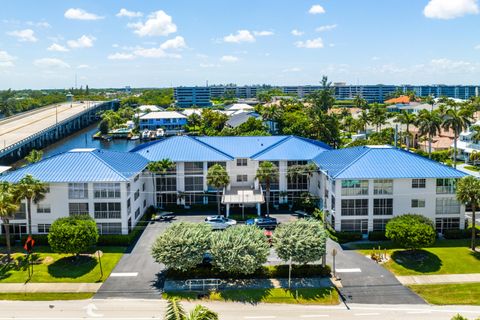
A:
[[204, 216, 236, 230]]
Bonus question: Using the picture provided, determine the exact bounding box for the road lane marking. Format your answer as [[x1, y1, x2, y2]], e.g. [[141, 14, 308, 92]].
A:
[[244, 317, 276, 319], [354, 313, 380, 316], [300, 315, 329, 318], [336, 268, 362, 273], [110, 272, 138, 277], [407, 311, 432, 314]]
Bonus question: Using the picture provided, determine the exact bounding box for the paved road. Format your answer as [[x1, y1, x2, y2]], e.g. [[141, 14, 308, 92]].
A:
[[0, 101, 100, 150], [326, 240, 425, 305], [0, 299, 479, 320], [95, 215, 208, 299]]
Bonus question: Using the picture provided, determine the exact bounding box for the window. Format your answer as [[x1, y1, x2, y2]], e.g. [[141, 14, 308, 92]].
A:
[[341, 219, 368, 233], [134, 174, 139, 182], [68, 183, 88, 199], [126, 183, 131, 195], [44, 184, 50, 193], [287, 161, 308, 190], [157, 177, 176, 192], [341, 180, 368, 196], [185, 176, 203, 191], [37, 224, 51, 233], [436, 179, 456, 194], [97, 223, 122, 235], [134, 189, 140, 201], [373, 198, 393, 215], [259, 161, 279, 190], [374, 179, 393, 195], [69, 203, 89, 216], [435, 218, 460, 233], [36, 204, 51, 214], [236, 174, 248, 182], [331, 196, 336, 211], [93, 183, 121, 199], [236, 158, 248, 166], [143, 199, 147, 208], [135, 208, 140, 219], [436, 198, 461, 215], [184, 193, 204, 205], [184, 162, 203, 174], [14, 203, 26, 220], [412, 179, 426, 189], [94, 202, 121, 219], [142, 183, 145, 191], [411, 199, 426, 208], [373, 219, 390, 231], [341, 199, 368, 216]]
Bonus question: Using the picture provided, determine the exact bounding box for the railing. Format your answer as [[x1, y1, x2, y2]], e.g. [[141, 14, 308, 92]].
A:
[[0, 101, 115, 156], [436, 186, 456, 194], [185, 279, 222, 291], [94, 211, 122, 219]]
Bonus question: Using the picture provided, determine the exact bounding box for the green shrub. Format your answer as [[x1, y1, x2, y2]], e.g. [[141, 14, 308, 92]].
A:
[[444, 228, 480, 240], [386, 214, 436, 250], [335, 231, 363, 243], [48, 215, 98, 255], [368, 231, 388, 241]]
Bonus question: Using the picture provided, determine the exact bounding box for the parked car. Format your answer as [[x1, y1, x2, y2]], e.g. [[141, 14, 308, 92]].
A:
[[204, 216, 236, 230], [245, 217, 279, 229], [205, 215, 237, 225]]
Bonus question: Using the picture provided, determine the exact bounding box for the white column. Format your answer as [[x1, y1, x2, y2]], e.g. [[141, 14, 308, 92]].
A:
[[257, 203, 261, 216], [226, 204, 230, 217]]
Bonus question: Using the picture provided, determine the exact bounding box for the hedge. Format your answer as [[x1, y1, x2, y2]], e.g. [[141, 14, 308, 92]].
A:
[[325, 225, 363, 244], [368, 231, 388, 241], [443, 228, 480, 240]]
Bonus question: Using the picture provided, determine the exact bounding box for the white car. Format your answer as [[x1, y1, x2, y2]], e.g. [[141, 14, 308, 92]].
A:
[[204, 216, 237, 230]]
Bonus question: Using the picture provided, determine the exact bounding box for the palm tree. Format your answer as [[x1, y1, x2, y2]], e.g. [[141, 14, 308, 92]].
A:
[[164, 298, 218, 320], [206, 164, 230, 216], [395, 110, 417, 150], [416, 110, 442, 159], [24, 149, 43, 164], [187, 113, 202, 132], [147, 159, 175, 208], [15, 174, 47, 236], [353, 94, 367, 109], [358, 109, 370, 133], [442, 106, 472, 168], [423, 95, 435, 112], [369, 103, 388, 132], [0, 183, 19, 260], [256, 161, 279, 216], [456, 176, 480, 251]]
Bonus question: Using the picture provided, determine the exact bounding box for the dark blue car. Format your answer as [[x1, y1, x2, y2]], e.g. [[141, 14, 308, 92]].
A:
[[245, 217, 278, 229]]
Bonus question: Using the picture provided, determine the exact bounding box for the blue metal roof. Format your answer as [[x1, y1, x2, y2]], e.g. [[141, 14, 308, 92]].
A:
[[133, 136, 233, 162], [313, 146, 467, 179], [253, 136, 331, 161], [133, 135, 330, 161], [0, 149, 149, 183]]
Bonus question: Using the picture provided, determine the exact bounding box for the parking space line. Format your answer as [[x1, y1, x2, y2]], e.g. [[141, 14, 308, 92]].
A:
[[336, 268, 362, 273], [110, 272, 139, 277]]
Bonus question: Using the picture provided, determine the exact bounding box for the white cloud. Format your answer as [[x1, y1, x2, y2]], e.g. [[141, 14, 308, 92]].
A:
[[475, 44, 480, 50], [160, 36, 187, 50], [64, 8, 104, 20], [133, 47, 181, 59], [116, 8, 143, 18], [0, 50, 16, 67], [309, 4, 326, 14], [429, 58, 478, 72], [282, 67, 301, 73], [77, 64, 90, 69], [223, 30, 255, 43], [220, 55, 239, 62], [200, 63, 219, 68], [34, 58, 70, 68], [7, 29, 37, 42], [316, 24, 337, 32], [27, 21, 51, 28], [371, 56, 381, 61], [128, 10, 177, 37], [47, 43, 69, 52], [423, 0, 479, 19], [295, 37, 324, 49], [253, 30, 274, 36], [291, 29, 304, 36], [108, 52, 135, 60], [67, 35, 96, 48]]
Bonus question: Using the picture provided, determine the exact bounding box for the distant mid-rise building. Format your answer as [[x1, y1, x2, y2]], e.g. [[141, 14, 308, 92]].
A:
[[174, 87, 212, 108], [139, 111, 187, 134]]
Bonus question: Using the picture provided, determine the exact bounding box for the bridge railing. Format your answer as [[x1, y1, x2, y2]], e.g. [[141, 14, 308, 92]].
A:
[[185, 279, 222, 291], [0, 101, 115, 157]]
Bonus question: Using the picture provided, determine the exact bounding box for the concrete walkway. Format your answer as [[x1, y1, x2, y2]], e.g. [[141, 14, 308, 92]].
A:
[[0, 283, 101, 293], [397, 273, 480, 285]]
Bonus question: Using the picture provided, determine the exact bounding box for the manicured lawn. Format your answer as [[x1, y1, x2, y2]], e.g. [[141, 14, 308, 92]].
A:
[[0, 292, 94, 301], [353, 240, 480, 276], [164, 287, 339, 305], [409, 283, 480, 305], [464, 165, 480, 172], [0, 246, 125, 283]]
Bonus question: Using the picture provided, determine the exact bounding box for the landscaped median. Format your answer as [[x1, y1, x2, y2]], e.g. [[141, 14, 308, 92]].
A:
[[408, 283, 480, 306]]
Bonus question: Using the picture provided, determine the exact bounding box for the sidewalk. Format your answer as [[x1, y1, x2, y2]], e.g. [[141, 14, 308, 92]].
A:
[[397, 273, 480, 285], [0, 283, 101, 293]]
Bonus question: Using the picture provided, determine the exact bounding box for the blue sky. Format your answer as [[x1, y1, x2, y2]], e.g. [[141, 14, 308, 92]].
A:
[[1, 0, 480, 89]]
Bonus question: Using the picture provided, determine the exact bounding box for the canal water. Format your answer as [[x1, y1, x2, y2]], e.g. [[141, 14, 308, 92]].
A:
[[41, 123, 143, 158]]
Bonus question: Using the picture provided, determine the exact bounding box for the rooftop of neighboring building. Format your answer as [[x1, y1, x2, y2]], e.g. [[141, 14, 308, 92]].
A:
[[139, 111, 187, 120]]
